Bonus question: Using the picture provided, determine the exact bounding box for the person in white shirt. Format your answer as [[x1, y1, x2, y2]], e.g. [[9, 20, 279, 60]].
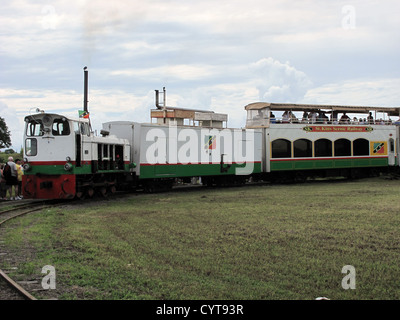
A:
[[5, 156, 21, 200]]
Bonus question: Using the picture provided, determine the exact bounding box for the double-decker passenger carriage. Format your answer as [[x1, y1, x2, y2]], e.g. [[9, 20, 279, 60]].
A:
[[244, 102, 400, 182]]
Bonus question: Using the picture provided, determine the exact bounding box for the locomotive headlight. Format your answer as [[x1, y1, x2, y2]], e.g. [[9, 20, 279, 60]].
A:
[[66, 156, 71, 162], [64, 163, 73, 171], [23, 163, 31, 171]]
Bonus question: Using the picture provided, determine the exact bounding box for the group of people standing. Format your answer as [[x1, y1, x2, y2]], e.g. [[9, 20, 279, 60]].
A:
[[281, 110, 331, 124], [0, 156, 23, 201], [280, 110, 385, 125]]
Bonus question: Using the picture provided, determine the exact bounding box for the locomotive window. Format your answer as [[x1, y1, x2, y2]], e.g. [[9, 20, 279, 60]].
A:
[[315, 139, 332, 157], [26, 120, 44, 137], [110, 145, 114, 161], [115, 145, 124, 169], [75, 122, 91, 136], [353, 138, 369, 156], [25, 138, 37, 156], [103, 144, 109, 158], [52, 118, 70, 136], [272, 139, 292, 158], [80, 123, 90, 136], [334, 139, 351, 157], [294, 139, 312, 158]]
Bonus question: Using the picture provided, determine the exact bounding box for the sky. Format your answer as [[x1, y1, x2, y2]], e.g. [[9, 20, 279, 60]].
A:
[[1, 0, 400, 151]]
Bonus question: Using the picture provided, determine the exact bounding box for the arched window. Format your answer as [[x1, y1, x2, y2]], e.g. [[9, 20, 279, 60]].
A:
[[353, 138, 369, 156], [334, 139, 351, 157], [272, 139, 291, 158], [294, 139, 312, 157], [315, 139, 332, 157]]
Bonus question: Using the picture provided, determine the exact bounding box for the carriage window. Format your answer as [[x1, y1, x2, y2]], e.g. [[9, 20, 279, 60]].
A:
[[26, 120, 44, 137], [272, 139, 292, 158], [315, 139, 332, 157], [353, 138, 369, 156], [389, 138, 395, 153], [294, 139, 312, 157], [334, 139, 351, 156], [52, 118, 70, 136], [25, 138, 37, 156]]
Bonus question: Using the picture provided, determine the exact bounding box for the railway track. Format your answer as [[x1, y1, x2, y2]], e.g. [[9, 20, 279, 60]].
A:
[[0, 200, 61, 300]]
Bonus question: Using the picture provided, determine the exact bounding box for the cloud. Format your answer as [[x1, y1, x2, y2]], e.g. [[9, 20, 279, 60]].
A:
[[303, 78, 400, 107], [250, 57, 313, 102], [110, 64, 219, 82]]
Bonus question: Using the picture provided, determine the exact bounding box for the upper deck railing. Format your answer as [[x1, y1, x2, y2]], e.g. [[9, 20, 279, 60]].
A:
[[245, 102, 400, 128]]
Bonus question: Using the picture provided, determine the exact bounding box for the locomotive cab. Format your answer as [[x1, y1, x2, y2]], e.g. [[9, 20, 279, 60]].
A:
[[24, 113, 89, 165], [23, 113, 89, 199]]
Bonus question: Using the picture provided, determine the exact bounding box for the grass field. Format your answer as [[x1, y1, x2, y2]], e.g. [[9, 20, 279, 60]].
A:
[[1, 177, 400, 300]]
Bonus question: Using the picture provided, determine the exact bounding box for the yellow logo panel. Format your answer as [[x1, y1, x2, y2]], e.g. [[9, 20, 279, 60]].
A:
[[370, 141, 387, 156]]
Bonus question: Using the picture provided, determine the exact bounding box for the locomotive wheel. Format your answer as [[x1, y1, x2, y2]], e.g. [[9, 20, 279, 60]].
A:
[[109, 185, 117, 194], [76, 190, 86, 200], [87, 187, 95, 198], [100, 187, 108, 197]]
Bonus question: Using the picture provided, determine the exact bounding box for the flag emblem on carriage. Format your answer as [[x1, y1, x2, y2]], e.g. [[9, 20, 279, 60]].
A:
[[205, 135, 216, 150], [372, 142, 385, 154]]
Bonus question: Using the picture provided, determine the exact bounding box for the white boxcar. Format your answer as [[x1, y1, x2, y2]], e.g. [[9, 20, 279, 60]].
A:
[[102, 121, 263, 181]]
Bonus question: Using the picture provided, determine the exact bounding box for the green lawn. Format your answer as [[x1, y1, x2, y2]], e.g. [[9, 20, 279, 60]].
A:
[[2, 177, 400, 300]]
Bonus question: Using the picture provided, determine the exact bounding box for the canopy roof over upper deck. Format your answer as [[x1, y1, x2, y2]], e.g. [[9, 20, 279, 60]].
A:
[[244, 102, 400, 117]]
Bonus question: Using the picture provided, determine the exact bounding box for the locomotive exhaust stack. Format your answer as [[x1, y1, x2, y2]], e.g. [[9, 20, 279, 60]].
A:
[[155, 87, 167, 110], [83, 66, 89, 113]]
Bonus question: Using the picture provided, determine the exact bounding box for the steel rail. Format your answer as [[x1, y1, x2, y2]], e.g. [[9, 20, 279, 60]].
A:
[[0, 202, 56, 300]]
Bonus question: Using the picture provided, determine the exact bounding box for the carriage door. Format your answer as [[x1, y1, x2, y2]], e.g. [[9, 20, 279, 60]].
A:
[[388, 138, 395, 166], [75, 133, 81, 167]]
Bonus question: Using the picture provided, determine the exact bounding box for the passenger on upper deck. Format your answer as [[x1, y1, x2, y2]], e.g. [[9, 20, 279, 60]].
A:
[[330, 111, 339, 124], [367, 112, 374, 124], [317, 112, 329, 124], [282, 111, 290, 123], [339, 113, 350, 124], [270, 112, 276, 123], [302, 112, 308, 123], [308, 111, 317, 124]]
